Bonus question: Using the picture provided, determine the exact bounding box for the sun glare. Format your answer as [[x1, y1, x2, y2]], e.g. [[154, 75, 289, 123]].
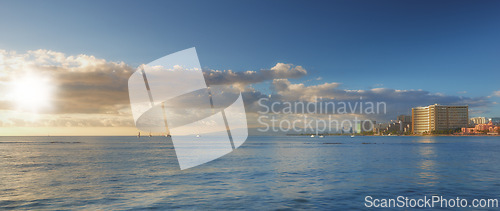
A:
[[8, 73, 54, 113]]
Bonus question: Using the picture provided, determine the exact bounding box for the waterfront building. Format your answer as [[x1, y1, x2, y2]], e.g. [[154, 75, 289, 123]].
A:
[[412, 104, 468, 134], [462, 121, 499, 134]]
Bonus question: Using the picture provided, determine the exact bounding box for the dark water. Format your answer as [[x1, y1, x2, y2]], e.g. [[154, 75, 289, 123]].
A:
[[1, 136, 500, 210]]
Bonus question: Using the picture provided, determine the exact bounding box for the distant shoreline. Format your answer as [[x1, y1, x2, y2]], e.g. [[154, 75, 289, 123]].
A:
[[0, 134, 498, 137], [286, 134, 499, 137]]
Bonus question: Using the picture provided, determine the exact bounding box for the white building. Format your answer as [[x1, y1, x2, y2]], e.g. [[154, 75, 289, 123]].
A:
[[469, 117, 488, 125]]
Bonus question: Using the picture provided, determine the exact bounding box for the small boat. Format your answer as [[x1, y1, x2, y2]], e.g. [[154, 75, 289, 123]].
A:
[[351, 135, 355, 138], [319, 135, 324, 138], [137, 132, 141, 138], [149, 132, 152, 137], [310, 135, 315, 138], [196, 134, 200, 138]]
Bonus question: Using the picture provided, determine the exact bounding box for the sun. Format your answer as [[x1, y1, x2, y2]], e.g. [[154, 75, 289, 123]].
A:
[[8, 73, 54, 113]]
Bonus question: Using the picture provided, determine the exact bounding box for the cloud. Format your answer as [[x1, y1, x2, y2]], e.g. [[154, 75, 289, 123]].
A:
[[494, 90, 500, 97], [272, 79, 489, 108], [0, 49, 135, 114], [203, 63, 307, 88], [0, 49, 495, 128], [272, 79, 341, 101], [242, 79, 492, 122], [0, 112, 134, 127], [0, 50, 310, 127]]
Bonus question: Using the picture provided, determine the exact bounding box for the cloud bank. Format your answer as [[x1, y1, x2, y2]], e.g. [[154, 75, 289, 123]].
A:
[[0, 49, 494, 128], [0, 49, 134, 114], [203, 63, 307, 89]]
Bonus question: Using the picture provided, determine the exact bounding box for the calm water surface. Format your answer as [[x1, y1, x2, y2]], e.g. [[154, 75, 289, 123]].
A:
[[1, 136, 500, 210]]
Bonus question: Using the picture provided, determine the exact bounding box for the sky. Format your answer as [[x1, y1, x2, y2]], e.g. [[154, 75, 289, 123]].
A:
[[0, 0, 499, 135]]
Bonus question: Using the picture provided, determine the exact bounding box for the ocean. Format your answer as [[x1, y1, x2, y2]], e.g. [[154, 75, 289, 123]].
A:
[[1, 136, 500, 210]]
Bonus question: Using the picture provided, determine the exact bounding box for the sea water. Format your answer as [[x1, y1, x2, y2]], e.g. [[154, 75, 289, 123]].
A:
[[1, 136, 500, 209]]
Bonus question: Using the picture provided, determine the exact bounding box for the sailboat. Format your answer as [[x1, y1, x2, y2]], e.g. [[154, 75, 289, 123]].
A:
[[149, 132, 152, 137], [315, 128, 324, 138]]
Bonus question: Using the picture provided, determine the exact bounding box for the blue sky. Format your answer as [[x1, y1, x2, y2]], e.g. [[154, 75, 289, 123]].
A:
[[1, 0, 499, 119]]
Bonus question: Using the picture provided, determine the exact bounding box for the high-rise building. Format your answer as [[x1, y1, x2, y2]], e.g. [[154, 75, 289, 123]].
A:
[[397, 115, 412, 123], [397, 115, 412, 132], [412, 104, 468, 134], [469, 117, 488, 125]]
